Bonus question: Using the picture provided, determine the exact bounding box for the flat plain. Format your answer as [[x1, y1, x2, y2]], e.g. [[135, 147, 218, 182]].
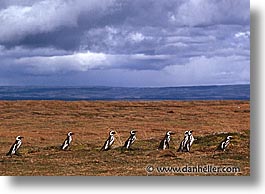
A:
[[0, 100, 250, 176]]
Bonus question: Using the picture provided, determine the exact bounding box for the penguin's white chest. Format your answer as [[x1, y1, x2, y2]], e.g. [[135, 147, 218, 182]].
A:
[[68, 136, 72, 144]]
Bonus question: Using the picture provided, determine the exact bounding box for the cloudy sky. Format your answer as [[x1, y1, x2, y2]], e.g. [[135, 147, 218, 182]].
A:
[[0, 0, 250, 87]]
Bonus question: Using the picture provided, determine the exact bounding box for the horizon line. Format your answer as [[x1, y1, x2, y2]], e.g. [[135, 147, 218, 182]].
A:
[[0, 83, 250, 88]]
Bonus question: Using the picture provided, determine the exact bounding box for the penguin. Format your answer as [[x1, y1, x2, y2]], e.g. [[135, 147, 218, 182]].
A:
[[158, 131, 175, 150], [61, 132, 74, 150], [123, 130, 137, 149], [100, 130, 116, 151], [177, 131, 189, 152], [184, 130, 195, 152], [216, 136, 232, 152], [6, 136, 24, 157]]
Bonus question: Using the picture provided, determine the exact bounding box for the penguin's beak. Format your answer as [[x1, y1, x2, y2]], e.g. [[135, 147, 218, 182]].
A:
[[21, 136, 24, 139], [72, 133, 75, 135], [170, 132, 175, 135]]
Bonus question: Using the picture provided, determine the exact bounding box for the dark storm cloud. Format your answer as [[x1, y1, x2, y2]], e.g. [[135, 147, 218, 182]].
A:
[[0, 0, 116, 44], [0, 0, 250, 86]]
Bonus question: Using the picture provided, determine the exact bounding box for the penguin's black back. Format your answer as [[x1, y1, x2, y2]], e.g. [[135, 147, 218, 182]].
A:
[[124, 134, 135, 149], [6, 140, 19, 156], [158, 139, 165, 150], [216, 138, 229, 151], [101, 136, 111, 151], [61, 138, 69, 150], [124, 138, 130, 148]]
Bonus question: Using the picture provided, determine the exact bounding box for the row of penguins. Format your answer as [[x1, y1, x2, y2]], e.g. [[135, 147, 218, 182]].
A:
[[6, 130, 232, 157]]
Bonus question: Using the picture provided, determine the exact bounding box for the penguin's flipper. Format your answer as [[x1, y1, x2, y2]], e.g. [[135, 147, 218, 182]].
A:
[[61, 144, 68, 150], [61, 138, 69, 150], [165, 141, 170, 149], [158, 139, 164, 150], [124, 139, 130, 149], [101, 139, 110, 151], [6, 144, 15, 156]]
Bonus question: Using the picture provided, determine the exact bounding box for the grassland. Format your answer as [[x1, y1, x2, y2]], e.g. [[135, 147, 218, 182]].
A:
[[0, 100, 250, 176]]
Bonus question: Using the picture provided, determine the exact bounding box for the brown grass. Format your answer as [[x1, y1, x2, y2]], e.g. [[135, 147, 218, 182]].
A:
[[0, 100, 250, 176]]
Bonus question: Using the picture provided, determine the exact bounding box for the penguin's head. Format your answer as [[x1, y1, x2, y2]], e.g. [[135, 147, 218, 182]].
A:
[[166, 131, 175, 136], [130, 130, 137, 135], [184, 131, 189, 136], [226, 136, 232, 140], [16, 136, 24, 140], [188, 130, 193, 135], [110, 130, 116, 135], [68, 132, 74, 136]]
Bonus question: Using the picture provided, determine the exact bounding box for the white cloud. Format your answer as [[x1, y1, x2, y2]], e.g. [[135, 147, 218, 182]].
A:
[[128, 32, 145, 43], [234, 31, 250, 39], [12, 51, 172, 74], [163, 55, 250, 85], [15, 51, 109, 74], [171, 0, 249, 26], [0, 46, 70, 58]]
